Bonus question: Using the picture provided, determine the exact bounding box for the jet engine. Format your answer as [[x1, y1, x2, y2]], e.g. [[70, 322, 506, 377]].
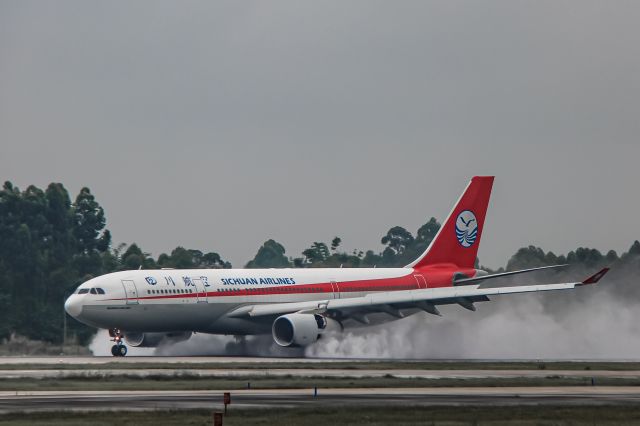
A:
[[272, 313, 341, 347], [123, 331, 192, 348]]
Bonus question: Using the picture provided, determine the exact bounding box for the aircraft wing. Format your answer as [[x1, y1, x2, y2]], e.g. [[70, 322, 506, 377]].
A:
[[227, 268, 609, 320], [453, 264, 569, 285]]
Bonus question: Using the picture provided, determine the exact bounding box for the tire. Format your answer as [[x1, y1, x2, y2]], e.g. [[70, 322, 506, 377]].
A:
[[111, 345, 119, 356], [118, 345, 128, 356]]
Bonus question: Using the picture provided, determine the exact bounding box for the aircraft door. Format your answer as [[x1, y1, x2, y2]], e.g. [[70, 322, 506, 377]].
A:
[[193, 279, 208, 303], [121, 280, 139, 304], [413, 274, 427, 289], [330, 281, 340, 299]]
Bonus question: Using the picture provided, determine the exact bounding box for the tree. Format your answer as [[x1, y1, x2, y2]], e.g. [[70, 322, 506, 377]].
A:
[[415, 218, 439, 248], [361, 250, 382, 267], [566, 248, 604, 268], [331, 237, 342, 252], [201, 252, 232, 269], [72, 188, 110, 254], [302, 242, 330, 266], [381, 226, 414, 256], [621, 241, 640, 262], [119, 243, 156, 270], [157, 246, 231, 269], [0, 182, 112, 345], [246, 239, 291, 268], [506, 246, 554, 270]]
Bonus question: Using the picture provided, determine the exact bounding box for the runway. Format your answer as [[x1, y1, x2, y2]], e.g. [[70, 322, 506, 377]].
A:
[[4, 368, 640, 379], [3, 357, 640, 414], [2, 387, 640, 413], [5, 356, 639, 365], [4, 356, 640, 381], [0, 356, 337, 365]]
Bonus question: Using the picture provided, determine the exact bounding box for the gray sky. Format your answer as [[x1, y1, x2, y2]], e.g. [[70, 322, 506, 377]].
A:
[[1, 1, 639, 269]]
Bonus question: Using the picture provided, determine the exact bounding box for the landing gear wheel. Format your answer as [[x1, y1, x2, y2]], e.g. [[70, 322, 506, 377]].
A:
[[109, 328, 127, 357]]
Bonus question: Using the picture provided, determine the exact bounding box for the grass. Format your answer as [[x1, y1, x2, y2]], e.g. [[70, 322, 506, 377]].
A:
[[4, 405, 640, 425], [4, 360, 640, 371], [1, 374, 640, 391]]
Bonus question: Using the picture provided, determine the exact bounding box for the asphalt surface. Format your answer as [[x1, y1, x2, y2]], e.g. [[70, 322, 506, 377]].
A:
[[5, 356, 639, 365], [4, 368, 640, 379], [3, 357, 640, 414], [0, 356, 338, 365], [2, 387, 640, 413]]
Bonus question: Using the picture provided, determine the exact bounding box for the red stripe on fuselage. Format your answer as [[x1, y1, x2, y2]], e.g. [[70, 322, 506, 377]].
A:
[[105, 267, 477, 302]]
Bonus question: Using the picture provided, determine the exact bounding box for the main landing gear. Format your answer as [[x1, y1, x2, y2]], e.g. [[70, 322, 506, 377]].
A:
[[109, 328, 128, 357]]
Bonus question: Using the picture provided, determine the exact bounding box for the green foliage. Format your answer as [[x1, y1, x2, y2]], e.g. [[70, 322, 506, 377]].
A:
[[119, 243, 157, 270], [73, 188, 110, 254], [246, 239, 291, 268], [0, 182, 111, 345], [506, 246, 564, 270], [157, 247, 231, 269], [330, 237, 341, 252], [302, 242, 331, 266], [381, 226, 414, 256], [1, 179, 638, 349]]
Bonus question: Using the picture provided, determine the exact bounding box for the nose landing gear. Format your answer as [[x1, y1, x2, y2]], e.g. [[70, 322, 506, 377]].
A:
[[109, 328, 128, 357], [111, 344, 127, 357]]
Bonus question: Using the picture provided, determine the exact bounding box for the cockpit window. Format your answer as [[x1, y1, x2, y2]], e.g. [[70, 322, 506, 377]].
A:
[[96, 288, 105, 295], [90, 288, 97, 294], [78, 289, 89, 294]]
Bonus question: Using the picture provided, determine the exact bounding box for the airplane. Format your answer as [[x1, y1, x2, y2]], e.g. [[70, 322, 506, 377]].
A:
[[64, 176, 609, 356]]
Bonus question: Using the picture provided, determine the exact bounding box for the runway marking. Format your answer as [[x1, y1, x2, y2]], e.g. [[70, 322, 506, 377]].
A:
[[4, 387, 640, 413], [3, 369, 640, 379], [5, 386, 640, 397]]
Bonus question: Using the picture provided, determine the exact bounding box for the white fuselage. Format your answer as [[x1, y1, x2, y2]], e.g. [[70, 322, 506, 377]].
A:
[[65, 267, 423, 335]]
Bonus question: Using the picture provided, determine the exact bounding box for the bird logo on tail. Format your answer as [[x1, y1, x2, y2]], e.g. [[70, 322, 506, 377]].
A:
[[455, 210, 478, 248]]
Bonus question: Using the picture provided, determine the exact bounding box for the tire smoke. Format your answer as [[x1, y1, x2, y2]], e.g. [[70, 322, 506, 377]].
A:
[[90, 264, 639, 359]]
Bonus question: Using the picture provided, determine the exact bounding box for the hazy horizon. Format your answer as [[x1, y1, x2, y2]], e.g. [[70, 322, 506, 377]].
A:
[[2, 1, 639, 269]]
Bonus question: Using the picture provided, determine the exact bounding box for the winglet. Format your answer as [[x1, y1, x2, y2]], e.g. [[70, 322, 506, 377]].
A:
[[581, 268, 610, 285]]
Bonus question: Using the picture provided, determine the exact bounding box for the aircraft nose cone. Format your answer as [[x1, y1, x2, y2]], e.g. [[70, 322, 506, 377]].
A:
[[64, 295, 83, 318]]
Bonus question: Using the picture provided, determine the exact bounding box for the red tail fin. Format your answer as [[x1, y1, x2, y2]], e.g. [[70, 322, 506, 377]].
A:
[[407, 176, 494, 269]]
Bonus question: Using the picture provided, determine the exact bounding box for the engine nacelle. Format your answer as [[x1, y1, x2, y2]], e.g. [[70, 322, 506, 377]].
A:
[[272, 313, 341, 347], [124, 331, 192, 348]]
